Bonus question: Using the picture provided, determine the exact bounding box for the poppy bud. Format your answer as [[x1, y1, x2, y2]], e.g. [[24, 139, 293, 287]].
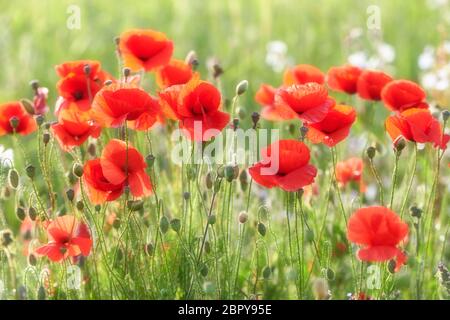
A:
[[95, 204, 101, 212], [393, 136, 406, 154], [16, 207, 26, 221], [235, 80, 248, 96], [237, 107, 246, 120], [325, 268, 335, 280], [263, 266, 271, 279], [28, 253, 37, 266], [42, 132, 50, 145], [28, 207, 37, 221], [200, 263, 208, 277], [388, 259, 396, 274], [1, 229, 13, 247], [224, 165, 235, 182], [123, 67, 131, 79], [183, 192, 190, 201], [159, 216, 169, 234], [257, 222, 266, 237], [204, 240, 211, 254], [185, 50, 199, 69], [72, 163, 84, 178], [36, 115, 45, 126], [442, 110, 450, 122], [238, 211, 248, 224], [29, 79, 39, 91], [67, 171, 76, 185], [410, 206, 422, 219], [114, 36, 120, 45], [25, 164, 35, 179], [44, 122, 51, 130], [37, 286, 46, 300], [170, 218, 181, 233], [208, 214, 216, 225], [20, 98, 35, 115], [145, 243, 154, 256], [112, 218, 121, 229], [205, 172, 213, 189], [251, 112, 260, 129], [214, 179, 221, 193], [83, 64, 91, 76], [76, 200, 84, 211], [9, 116, 20, 130], [366, 146, 376, 159], [87, 143, 96, 157], [437, 262, 450, 292], [8, 168, 19, 189], [104, 79, 113, 86], [217, 166, 225, 178], [146, 154, 155, 167], [300, 126, 309, 140], [239, 170, 248, 191], [127, 200, 144, 211], [207, 57, 223, 79], [232, 118, 239, 130]]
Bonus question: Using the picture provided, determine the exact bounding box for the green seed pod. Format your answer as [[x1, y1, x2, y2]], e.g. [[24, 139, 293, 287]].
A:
[[205, 172, 213, 189], [127, 200, 144, 211], [16, 207, 26, 221], [8, 168, 19, 189], [112, 218, 121, 229], [42, 132, 50, 145], [28, 253, 37, 266], [263, 266, 271, 279], [239, 170, 248, 191], [325, 268, 335, 281], [224, 165, 235, 182], [257, 222, 266, 237], [394, 137, 406, 154], [251, 112, 260, 129], [170, 218, 181, 233], [146, 154, 155, 167], [208, 214, 216, 225], [37, 286, 46, 300], [87, 143, 96, 157], [388, 259, 396, 274], [183, 192, 191, 201], [66, 189, 75, 202], [442, 110, 450, 122], [366, 146, 376, 159], [204, 241, 211, 254], [36, 115, 45, 126], [159, 216, 169, 234], [1, 230, 13, 247], [213, 179, 221, 193], [76, 200, 84, 211], [95, 205, 101, 212], [145, 243, 154, 256], [20, 98, 35, 115], [28, 207, 37, 221], [9, 116, 20, 130], [72, 163, 84, 178], [200, 263, 208, 277], [25, 164, 35, 179], [235, 80, 248, 96], [410, 206, 422, 219]]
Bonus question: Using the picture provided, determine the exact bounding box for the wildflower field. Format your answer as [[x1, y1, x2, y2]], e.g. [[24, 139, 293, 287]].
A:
[[0, 0, 449, 301]]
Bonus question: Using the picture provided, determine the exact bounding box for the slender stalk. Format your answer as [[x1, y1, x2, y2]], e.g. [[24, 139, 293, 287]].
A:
[[399, 144, 417, 218]]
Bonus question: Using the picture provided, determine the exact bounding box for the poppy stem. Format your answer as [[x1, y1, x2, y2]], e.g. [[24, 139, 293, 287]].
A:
[[368, 155, 384, 206], [399, 143, 417, 219], [389, 151, 400, 210]]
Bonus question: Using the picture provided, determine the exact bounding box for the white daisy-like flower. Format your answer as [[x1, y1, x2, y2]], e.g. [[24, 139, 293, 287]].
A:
[[0, 145, 14, 167], [377, 43, 396, 63], [418, 46, 435, 70], [265, 40, 291, 73], [348, 51, 368, 68]]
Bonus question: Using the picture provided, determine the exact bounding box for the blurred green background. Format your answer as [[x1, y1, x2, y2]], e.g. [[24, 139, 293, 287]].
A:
[[0, 0, 446, 105]]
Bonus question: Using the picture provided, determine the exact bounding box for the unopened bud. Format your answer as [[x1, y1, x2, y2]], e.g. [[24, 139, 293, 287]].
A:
[[205, 172, 213, 189], [28, 253, 37, 266], [26, 164, 35, 179], [20, 98, 35, 115], [29, 80, 39, 91], [257, 222, 266, 237], [366, 146, 376, 159], [442, 110, 450, 122], [224, 165, 235, 182], [42, 132, 50, 145], [9, 116, 20, 130], [112, 218, 121, 229], [239, 170, 248, 191], [208, 214, 216, 225], [200, 263, 208, 277], [170, 218, 181, 232], [104, 79, 113, 86], [251, 112, 260, 129], [36, 115, 45, 126], [263, 266, 271, 279], [8, 168, 19, 189], [72, 163, 84, 178], [183, 192, 190, 201], [394, 137, 406, 153], [300, 126, 309, 140], [87, 143, 96, 157], [410, 206, 422, 219], [236, 80, 248, 96], [185, 50, 199, 69], [76, 200, 84, 211], [388, 259, 396, 274], [123, 67, 131, 78], [83, 64, 91, 76], [232, 118, 239, 130], [145, 243, 154, 256], [16, 207, 26, 221], [146, 154, 155, 167], [238, 211, 248, 224], [1, 229, 13, 247], [160, 216, 169, 234], [28, 207, 37, 221]]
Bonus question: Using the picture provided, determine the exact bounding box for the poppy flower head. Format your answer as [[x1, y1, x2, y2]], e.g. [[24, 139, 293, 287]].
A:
[[335, 157, 365, 191], [0, 101, 37, 136], [155, 59, 195, 89], [275, 83, 335, 123], [100, 139, 152, 198], [35, 215, 92, 262], [306, 104, 356, 147], [385, 108, 448, 149], [357, 70, 393, 101], [92, 83, 160, 130], [283, 64, 325, 86], [52, 108, 101, 151], [327, 64, 362, 94], [119, 29, 174, 72], [165, 75, 229, 141], [381, 80, 428, 112], [249, 139, 317, 192], [83, 158, 125, 204], [255, 84, 296, 121], [347, 206, 408, 272]]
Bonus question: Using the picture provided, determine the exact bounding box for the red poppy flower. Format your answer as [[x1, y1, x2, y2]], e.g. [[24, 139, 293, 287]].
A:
[[306, 104, 356, 147], [381, 80, 428, 112], [327, 64, 362, 94], [158, 75, 230, 141], [55, 60, 112, 114], [347, 206, 408, 272], [335, 157, 366, 192], [356, 70, 393, 101], [52, 108, 101, 151], [274, 83, 335, 123], [100, 139, 152, 198], [385, 108, 449, 149], [249, 140, 317, 192], [83, 158, 125, 204], [92, 83, 160, 130], [0, 101, 37, 136], [283, 64, 325, 86], [35, 215, 92, 263], [119, 29, 174, 72], [254, 84, 295, 121], [155, 59, 195, 89]]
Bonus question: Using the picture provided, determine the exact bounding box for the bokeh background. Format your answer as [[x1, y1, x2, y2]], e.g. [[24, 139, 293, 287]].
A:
[[0, 0, 448, 105]]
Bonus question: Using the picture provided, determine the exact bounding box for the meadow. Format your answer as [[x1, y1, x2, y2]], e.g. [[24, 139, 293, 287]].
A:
[[0, 0, 449, 300]]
